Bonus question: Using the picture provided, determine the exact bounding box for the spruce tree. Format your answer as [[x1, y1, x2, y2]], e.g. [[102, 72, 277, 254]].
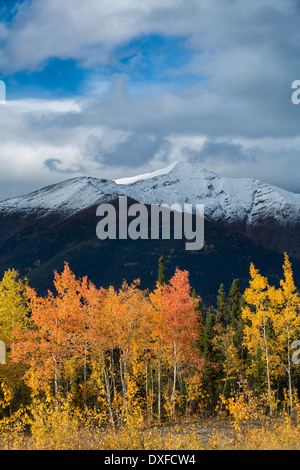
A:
[[215, 283, 228, 327], [249, 345, 266, 393], [202, 312, 216, 360], [228, 279, 242, 324], [158, 256, 165, 285], [199, 311, 221, 412], [228, 279, 244, 360]]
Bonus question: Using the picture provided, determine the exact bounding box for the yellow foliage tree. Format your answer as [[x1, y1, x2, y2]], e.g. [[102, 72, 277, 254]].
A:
[[0, 269, 30, 346], [213, 324, 243, 401], [270, 253, 300, 414], [242, 263, 277, 415], [0, 269, 30, 415]]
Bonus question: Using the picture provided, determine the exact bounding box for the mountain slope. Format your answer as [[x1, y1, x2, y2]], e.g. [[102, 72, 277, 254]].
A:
[[116, 161, 300, 225], [0, 162, 299, 303], [114, 161, 300, 259], [0, 197, 296, 306], [2, 161, 300, 226], [0, 176, 121, 215]]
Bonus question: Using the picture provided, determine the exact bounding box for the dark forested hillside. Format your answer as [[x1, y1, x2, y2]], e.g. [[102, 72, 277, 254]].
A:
[[0, 197, 298, 305]]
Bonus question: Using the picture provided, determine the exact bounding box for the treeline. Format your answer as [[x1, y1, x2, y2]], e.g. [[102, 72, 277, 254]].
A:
[[1, 253, 300, 423]]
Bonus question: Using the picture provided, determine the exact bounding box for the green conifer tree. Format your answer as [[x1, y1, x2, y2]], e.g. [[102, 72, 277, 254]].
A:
[[215, 283, 228, 327], [200, 312, 221, 412], [228, 279, 244, 360], [158, 256, 165, 286]]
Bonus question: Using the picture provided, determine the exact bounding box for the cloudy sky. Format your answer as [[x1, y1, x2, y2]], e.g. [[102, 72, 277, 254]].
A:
[[0, 0, 300, 199]]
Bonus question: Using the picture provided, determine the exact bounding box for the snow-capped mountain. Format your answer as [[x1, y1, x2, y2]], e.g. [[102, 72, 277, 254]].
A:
[[0, 176, 121, 215], [116, 162, 300, 226], [0, 161, 300, 300], [1, 161, 300, 230]]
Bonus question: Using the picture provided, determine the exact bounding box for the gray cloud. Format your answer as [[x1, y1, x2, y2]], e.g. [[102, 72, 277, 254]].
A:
[[44, 158, 63, 172], [43, 158, 84, 173], [82, 132, 168, 168], [187, 140, 258, 164], [0, 1, 299, 198]]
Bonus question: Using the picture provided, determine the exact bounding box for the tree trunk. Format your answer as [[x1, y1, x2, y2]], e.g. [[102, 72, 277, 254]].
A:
[[52, 354, 58, 397], [171, 339, 177, 418], [101, 350, 114, 426], [287, 327, 293, 415], [158, 354, 161, 423], [263, 320, 272, 416]]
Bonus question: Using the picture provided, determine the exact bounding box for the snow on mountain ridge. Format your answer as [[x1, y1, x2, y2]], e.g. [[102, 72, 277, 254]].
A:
[[116, 161, 300, 225], [0, 176, 121, 213], [0, 162, 300, 228], [114, 161, 178, 184]]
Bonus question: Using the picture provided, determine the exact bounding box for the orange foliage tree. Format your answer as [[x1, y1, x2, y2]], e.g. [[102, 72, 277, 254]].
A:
[[11, 263, 204, 423], [161, 268, 204, 417], [11, 263, 96, 397]]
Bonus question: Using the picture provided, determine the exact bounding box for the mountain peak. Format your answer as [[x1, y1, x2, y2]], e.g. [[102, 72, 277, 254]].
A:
[[114, 161, 219, 186], [1, 162, 300, 231], [0, 175, 120, 213]]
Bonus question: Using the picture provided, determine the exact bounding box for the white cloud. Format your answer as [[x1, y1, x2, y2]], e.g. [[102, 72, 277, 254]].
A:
[[1, 0, 297, 74], [0, 0, 190, 72]]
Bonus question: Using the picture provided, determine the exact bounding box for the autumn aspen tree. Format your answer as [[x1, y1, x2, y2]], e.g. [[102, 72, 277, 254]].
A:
[[161, 269, 202, 418], [149, 283, 165, 423], [270, 253, 300, 415], [242, 263, 276, 416], [0, 269, 29, 345]]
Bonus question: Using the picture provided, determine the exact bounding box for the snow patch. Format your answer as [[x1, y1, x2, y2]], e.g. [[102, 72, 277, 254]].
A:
[[114, 162, 178, 185]]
